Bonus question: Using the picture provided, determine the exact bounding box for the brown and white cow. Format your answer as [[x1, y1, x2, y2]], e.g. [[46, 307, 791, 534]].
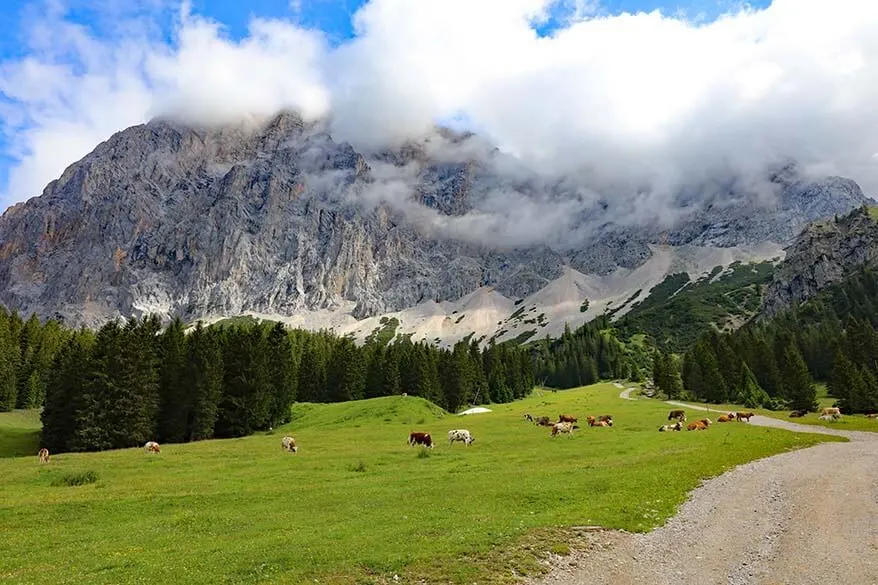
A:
[[558, 414, 578, 424], [659, 422, 683, 432], [590, 420, 610, 428], [551, 422, 576, 437], [535, 416, 553, 427], [668, 409, 686, 422], [144, 441, 161, 453], [409, 432, 434, 448], [735, 412, 755, 422], [821, 407, 841, 418], [687, 421, 708, 431], [718, 414, 733, 423], [38, 448, 49, 463], [586, 415, 596, 426], [599, 415, 614, 426], [523, 414, 534, 423], [448, 429, 475, 446], [281, 436, 298, 453]]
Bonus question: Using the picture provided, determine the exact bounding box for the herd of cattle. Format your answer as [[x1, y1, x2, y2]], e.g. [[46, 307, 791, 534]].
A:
[[33, 404, 877, 463]]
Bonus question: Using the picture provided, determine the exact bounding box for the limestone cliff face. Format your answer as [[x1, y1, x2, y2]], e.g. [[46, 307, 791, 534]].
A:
[[0, 111, 868, 328], [761, 207, 878, 317]]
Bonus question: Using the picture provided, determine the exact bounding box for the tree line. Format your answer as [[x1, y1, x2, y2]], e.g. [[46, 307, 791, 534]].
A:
[[0, 309, 68, 412], [30, 315, 535, 453], [652, 266, 878, 414]]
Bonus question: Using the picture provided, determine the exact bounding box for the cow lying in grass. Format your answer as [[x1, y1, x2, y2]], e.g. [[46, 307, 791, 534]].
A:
[[717, 413, 735, 423], [534, 416, 553, 427], [558, 414, 578, 424], [551, 422, 577, 437], [659, 422, 683, 432], [687, 421, 709, 431], [448, 429, 474, 446], [668, 409, 686, 422]]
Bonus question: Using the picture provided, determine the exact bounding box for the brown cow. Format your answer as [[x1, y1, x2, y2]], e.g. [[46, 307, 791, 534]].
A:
[[38, 448, 49, 463], [590, 420, 610, 427], [599, 415, 614, 426], [735, 412, 755, 422], [668, 409, 686, 422], [789, 410, 807, 418], [717, 415, 733, 423], [586, 415, 596, 426], [408, 432, 434, 448], [687, 421, 708, 431], [281, 436, 298, 453], [558, 414, 578, 424], [535, 416, 553, 427], [696, 418, 713, 426]]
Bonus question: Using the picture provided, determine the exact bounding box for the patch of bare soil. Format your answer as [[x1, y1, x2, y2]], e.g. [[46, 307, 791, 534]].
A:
[[528, 412, 878, 585]]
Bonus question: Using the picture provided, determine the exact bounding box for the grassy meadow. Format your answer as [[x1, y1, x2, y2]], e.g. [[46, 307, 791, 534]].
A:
[[0, 383, 843, 585]]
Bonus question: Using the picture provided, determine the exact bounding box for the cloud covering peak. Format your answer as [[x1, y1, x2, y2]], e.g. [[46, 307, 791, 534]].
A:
[[1, 0, 878, 211]]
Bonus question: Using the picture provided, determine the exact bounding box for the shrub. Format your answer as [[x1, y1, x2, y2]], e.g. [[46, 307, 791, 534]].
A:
[[51, 471, 98, 487]]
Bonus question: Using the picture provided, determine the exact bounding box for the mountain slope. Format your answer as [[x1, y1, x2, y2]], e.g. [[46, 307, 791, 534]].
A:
[[0, 111, 868, 336]]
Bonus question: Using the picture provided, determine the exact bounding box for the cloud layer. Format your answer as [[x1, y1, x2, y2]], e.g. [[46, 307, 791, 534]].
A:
[[2, 0, 878, 222]]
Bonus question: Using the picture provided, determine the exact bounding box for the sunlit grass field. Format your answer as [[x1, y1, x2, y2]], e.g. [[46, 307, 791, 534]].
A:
[[0, 383, 842, 584]]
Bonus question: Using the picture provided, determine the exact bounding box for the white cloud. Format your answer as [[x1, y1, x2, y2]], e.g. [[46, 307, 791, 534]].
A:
[[1, 0, 878, 230]]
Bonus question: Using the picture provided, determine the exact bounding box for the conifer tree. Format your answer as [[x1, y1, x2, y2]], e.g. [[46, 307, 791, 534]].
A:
[[158, 317, 189, 443], [187, 324, 223, 441], [782, 343, 817, 412]]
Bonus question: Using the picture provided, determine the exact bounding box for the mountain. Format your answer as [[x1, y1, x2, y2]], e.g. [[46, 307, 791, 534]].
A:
[[762, 205, 878, 317], [0, 111, 869, 341]]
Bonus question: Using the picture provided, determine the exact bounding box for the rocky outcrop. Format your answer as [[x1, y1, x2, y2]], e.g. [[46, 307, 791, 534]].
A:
[[761, 206, 878, 317], [0, 111, 869, 329]]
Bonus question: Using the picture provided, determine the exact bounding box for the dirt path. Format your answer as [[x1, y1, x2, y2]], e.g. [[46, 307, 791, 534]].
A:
[[529, 401, 878, 585], [619, 388, 637, 401]]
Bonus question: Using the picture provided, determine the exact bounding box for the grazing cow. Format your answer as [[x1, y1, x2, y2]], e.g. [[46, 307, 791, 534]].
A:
[[599, 415, 614, 426], [558, 414, 578, 424], [144, 441, 161, 453], [789, 410, 807, 418], [821, 407, 841, 418], [867, 414, 878, 420], [659, 422, 683, 432], [38, 448, 49, 463], [523, 414, 534, 423], [735, 412, 755, 422], [551, 422, 576, 437], [668, 409, 686, 422], [687, 421, 708, 431], [408, 432, 434, 448], [535, 416, 553, 427], [281, 436, 298, 453], [448, 429, 475, 446]]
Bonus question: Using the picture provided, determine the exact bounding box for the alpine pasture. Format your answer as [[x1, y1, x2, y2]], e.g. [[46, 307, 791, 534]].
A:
[[0, 383, 840, 584]]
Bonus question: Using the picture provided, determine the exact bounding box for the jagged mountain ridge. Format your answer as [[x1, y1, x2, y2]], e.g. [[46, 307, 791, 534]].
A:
[[762, 206, 878, 317], [0, 111, 868, 335]]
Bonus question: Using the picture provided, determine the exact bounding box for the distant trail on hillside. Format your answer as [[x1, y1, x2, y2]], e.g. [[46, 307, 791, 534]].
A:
[[619, 388, 637, 401], [529, 399, 878, 585]]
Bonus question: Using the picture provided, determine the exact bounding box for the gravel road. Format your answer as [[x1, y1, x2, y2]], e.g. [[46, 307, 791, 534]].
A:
[[529, 401, 878, 585]]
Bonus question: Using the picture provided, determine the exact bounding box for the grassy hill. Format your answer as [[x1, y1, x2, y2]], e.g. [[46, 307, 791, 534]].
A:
[[0, 409, 41, 458], [0, 385, 839, 584]]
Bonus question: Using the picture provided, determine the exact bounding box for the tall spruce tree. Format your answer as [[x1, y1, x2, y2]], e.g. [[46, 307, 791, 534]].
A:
[[158, 317, 189, 443], [187, 324, 223, 441], [782, 343, 817, 412]]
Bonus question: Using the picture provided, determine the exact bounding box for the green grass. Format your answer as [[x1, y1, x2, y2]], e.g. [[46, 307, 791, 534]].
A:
[[0, 409, 42, 458], [0, 386, 842, 585]]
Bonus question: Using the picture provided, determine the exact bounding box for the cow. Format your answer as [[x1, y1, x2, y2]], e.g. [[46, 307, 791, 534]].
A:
[[789, 410, 807, 418], [523, 414, 534, 423], [717, 414, 733, 423], [408, 432, 434, 448], [735, 412, 755, 422], [696, 418, 713, 426], [687, 421, 708, 431], [599, 415, 614, 426], [144, 441, 161, 453], [659, 422, 683, 432], [558, 414, 578, 424], [821, 407, 841, 418], [448, 429, 475, 446], [281, 436, 298, 453], [819, 414, 835, 422], [668, 409, 686, 422], [586, 415, 596, 426], [535, 416, 553, 427], [401, 393, 408, 397], [867, 414, 878, 420], [38, 448, 49, 463], [551, 422, 576, 437], [590, 420, 610, 427]]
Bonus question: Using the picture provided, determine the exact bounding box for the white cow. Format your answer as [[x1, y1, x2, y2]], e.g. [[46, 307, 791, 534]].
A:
[[281, 436, 298, 453], [448, 429, 475, 446], [144, 441, 160, 453]]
